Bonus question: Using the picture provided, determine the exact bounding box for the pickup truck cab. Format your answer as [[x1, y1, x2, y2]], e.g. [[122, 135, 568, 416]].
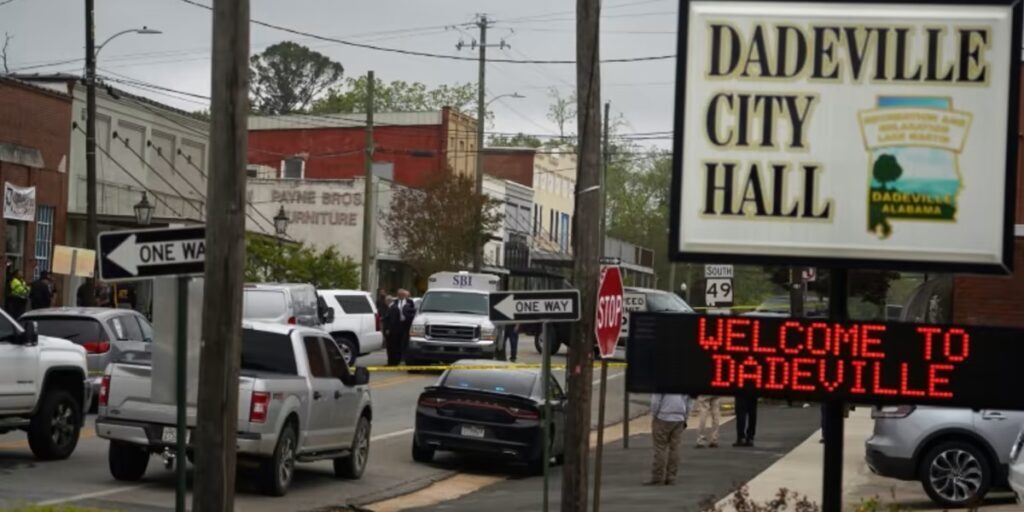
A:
[[96, 322, 372, 496], [0, 308, 90, 460], [406, 271, 506, 364]]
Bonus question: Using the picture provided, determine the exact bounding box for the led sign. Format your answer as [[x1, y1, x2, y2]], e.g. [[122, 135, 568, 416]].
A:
[[626, 313, 1024, 410]]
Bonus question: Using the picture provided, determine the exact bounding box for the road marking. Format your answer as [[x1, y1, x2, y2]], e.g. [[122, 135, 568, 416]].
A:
[[36, 484, 148, 506], [371, 428, 414, 442]]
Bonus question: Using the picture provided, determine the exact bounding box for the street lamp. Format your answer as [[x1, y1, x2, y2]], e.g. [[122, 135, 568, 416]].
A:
[[133, 192, 155, 226], [485, 92, 525, 108], [84, 19, 162, 306], [273, 205, 289, 282]]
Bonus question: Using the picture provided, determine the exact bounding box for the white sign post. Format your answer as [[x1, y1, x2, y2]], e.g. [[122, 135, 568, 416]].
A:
[[670, 1, 1020, 274]]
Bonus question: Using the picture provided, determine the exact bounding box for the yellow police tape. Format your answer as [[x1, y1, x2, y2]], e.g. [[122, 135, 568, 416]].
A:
[[364, 362, 629, 372]]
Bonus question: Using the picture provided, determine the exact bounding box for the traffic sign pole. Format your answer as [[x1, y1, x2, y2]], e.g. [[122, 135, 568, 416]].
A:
[[175, 276, 188, 512], [541, 322, 551, 512], [592, 266, 623, 512], [592, 358, 608, 512]]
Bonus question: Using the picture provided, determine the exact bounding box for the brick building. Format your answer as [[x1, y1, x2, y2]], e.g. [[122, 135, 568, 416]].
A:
[[0, 78, 70, 294], [247, 108, 478, 188], [482, 147, 536, 187]]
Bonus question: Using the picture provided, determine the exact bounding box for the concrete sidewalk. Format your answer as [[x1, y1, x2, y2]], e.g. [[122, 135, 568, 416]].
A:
[[403, 403, 821, 512]]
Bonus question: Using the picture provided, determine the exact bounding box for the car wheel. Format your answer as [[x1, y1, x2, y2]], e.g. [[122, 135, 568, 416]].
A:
[[334, 415, 371, 479], [919, 441, 992, 508], [412, 437, 434, 463], [261, 423, 297, 497], [109, 441, 149, 481], [28, 389, 81, 460], [335, 335, 358, 366]]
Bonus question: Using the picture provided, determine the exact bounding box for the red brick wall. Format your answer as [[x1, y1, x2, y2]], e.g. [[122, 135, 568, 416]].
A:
[[248, 124, 447, 188], [0, 79, 71, 289], [482, 149, 536, 187], [953, 240, 1024, 328]]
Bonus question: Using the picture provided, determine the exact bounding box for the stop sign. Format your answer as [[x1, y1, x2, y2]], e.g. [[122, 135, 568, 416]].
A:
[[595, 265, 624, 359]]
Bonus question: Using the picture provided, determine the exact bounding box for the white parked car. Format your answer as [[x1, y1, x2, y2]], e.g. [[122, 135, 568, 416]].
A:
[[317, 290, 383, 365], [1010, 425, 1024, 504]]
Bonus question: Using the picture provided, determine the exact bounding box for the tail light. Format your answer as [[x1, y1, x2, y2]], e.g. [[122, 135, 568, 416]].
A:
[[418, 396, 447, 408], [507, 406, 540, 420], [287, 316, 297, 325], [872, 405, 916, 419], [375, 313, 381, 332], [250, 391, 270, 423], [83, 341, 111, 354], [99, 375, 111, 406]]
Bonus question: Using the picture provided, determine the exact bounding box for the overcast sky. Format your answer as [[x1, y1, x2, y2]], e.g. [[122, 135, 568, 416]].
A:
[[2, 0, 678, 146]]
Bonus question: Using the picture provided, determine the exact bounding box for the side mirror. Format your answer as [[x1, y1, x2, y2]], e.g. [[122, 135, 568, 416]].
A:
[[323, 307, 335, 324], [21, 321, 39, 346], [352, 366, 370, 386]]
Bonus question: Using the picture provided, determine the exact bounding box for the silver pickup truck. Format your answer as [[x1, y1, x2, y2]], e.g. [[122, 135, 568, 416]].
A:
[[95, 322, 373, 496]]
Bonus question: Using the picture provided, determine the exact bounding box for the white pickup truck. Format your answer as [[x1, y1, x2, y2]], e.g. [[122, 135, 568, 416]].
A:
[[0, 310, 90, 460], [96, 322, 373, 496]]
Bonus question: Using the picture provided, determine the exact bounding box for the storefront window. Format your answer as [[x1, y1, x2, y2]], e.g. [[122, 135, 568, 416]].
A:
[[34, 206, 54, 278], [5, 220, 24, 275]]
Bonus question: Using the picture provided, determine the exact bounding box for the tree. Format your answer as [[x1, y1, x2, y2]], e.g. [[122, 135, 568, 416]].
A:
[[245, 234, 359, 289], [872, 154, 903, 189], [250, 42, 344, 115], [312, 76, 477, 114], [382, 172, 503, 277], [487, 132, 542, 148], [546, 87, 577, 140]]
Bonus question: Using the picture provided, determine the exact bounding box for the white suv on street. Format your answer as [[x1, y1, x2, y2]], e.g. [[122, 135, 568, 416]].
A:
[[317, 290, 383, 365]]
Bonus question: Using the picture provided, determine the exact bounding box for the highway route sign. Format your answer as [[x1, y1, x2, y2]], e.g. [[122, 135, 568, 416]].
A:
[[98, 226, 205, 282]]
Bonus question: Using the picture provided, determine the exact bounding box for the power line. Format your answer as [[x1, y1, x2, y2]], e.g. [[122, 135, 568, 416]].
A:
[[173, 0, 673, 64]]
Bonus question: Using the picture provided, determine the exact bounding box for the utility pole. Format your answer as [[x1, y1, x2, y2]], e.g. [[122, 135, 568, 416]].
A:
[[458, 14, 506, 272], [592, 100, 611, 512], [193, 0, 249, 510], [360, 70, 376, 291], [83, 0, 97, 306], [563, 0, 602, 509]]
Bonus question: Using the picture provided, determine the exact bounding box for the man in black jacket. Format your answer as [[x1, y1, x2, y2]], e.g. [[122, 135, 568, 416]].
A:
[[29, 271, 55, 310], [383, 288, 416, 365]]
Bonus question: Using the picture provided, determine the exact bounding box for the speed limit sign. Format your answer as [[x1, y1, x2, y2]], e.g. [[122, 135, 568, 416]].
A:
[[705, 278, 734, 307]]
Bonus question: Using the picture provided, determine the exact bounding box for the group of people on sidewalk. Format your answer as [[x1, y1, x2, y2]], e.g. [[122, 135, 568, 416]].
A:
[[646, 393, 759, 485], [4, 267, 57, 318]]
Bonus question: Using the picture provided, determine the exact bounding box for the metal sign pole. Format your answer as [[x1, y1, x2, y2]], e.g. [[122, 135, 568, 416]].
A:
[[821, 268, 848, 512], [541, 321, 551, 512], [175, 276, 188, 512], [622, 371, 629, 449], [592, 359, 609, 512]]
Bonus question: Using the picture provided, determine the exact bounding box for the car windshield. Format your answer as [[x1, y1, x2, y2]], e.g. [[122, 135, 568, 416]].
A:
[[240, 329, 297, 375], [243, 290, 287, 319], [24, 317, 107, 343], [645, 292, 693, 313], [442, 369, 536, 397], [419, 291, 487, 315]]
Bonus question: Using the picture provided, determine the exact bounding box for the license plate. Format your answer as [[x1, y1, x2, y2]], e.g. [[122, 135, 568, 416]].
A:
[[162, 427, 190, 444], [461, 424, 486, 438]]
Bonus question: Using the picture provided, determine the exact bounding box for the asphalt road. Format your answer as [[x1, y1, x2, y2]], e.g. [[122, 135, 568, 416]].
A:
[[0, 337, 633, 511]]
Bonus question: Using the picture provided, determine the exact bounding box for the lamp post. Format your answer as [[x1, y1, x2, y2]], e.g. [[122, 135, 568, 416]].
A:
[[133, 192, 155, 226], [84, 16, 161, 305], [273, 205, 289, 282], [485, 92, 525, 108]]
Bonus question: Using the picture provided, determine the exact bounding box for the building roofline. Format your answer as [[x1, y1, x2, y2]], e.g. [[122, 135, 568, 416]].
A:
[[0, 75, 73, 101], [483, 146, 538, 154]]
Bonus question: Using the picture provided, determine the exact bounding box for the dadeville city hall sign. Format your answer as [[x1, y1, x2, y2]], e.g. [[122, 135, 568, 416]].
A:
[[671, 0, 1020, 273], [627, 313, 1024, 410]]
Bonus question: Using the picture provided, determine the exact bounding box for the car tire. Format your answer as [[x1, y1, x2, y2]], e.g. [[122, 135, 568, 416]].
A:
[[260, 423, 297, 497], [108, 441, 149, 481], [412, 437, 434, 463], [28, 389, 81, 460], [334, 415, 371, 479], [335, 335, 359, 366], [919, 440, 992, 508]]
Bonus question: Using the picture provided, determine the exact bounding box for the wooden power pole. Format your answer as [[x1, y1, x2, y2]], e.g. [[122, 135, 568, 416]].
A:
[[563, 0, 602, 509], [360, 70, 376, 291], [193, 0, 249, 510]]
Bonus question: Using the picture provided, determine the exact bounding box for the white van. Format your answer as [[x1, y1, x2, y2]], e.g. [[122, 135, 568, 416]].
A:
[[242, 283, 334, 329], [406, 271, 505, 364]]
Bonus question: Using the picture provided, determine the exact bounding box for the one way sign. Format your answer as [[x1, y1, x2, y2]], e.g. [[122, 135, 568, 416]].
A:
[[98, 226, 205, 282], [488, 290, 580, 324]]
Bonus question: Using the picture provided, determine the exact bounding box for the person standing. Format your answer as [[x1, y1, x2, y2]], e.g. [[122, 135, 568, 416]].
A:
[[734, 394, 758, 447], [383, 288, 416, 365], [29, 271, 55, 310], [645, 393, 691, 486], [695, 395, 721, 448], [6, 269, 29, 318], [503, 324, 519, 362], [375, 288, 389, 316]]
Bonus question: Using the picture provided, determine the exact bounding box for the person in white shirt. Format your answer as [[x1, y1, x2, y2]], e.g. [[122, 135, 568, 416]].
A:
[[695, 395, 722, 448], [645, 393, 691, 485]]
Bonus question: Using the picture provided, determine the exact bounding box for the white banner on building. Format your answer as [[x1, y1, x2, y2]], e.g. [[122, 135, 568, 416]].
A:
[[671, 1, 1020, 273], [4, 182, 36, 222]]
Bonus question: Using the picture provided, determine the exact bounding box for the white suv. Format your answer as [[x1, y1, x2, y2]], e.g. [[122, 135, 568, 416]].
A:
[[317, 290, 383, 365]]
